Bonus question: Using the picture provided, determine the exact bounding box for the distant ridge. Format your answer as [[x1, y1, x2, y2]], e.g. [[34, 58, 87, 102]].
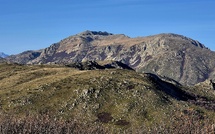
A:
[[0, 52, 9, 58], [6, 31, 215, 85]]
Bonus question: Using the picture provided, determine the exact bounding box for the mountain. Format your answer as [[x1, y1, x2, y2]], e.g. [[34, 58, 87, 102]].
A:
[[0, 52, 9, 58], [6, 31, 215, 85], [0, 63, 214, 133], [6, 50, 42, 64]]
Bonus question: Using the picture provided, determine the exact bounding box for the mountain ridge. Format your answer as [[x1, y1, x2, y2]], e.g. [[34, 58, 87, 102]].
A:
[[6, 31, 215, 85], [0, 52, 9, 58]]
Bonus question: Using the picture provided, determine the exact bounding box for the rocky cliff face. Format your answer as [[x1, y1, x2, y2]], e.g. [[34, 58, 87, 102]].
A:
[[6, 31, 215, 85]]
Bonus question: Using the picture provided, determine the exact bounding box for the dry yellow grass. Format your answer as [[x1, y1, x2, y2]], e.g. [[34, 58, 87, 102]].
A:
[[0, 64, 87, 92]]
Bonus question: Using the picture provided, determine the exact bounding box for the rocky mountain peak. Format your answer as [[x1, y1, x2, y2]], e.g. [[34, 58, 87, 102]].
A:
[[77, 30, 113, 36]]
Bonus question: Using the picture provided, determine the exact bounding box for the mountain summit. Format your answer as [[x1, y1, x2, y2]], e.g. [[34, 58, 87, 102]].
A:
[[6, 31, 215, 85], [77, 30, 113, 36]]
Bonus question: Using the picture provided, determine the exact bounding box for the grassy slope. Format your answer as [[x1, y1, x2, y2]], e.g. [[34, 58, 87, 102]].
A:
[[0, 63, 214, 132]]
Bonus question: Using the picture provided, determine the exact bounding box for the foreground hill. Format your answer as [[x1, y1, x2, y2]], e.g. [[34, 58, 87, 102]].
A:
[[0, 62, 214, 133], [6, 31, 215, 85]]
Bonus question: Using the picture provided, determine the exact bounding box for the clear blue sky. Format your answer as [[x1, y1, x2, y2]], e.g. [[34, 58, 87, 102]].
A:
[[0, 0, 215, 54]]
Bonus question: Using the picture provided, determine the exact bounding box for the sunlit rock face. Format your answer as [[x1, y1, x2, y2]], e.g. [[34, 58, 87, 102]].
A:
[[6, 31, 215, 85]]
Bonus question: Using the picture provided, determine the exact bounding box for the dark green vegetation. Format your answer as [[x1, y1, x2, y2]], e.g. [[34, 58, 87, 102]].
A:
[[0, 62, 214, 133]]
